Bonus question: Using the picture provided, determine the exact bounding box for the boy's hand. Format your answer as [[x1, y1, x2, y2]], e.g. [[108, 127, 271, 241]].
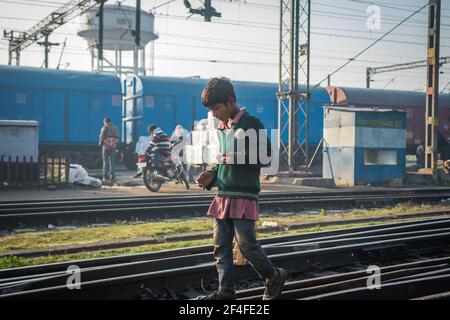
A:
[[196, 171, 215, 189]]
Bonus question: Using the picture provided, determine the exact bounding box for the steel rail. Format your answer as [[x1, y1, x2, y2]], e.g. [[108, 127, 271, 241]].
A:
[[302, 273, 450, 300], [1, 188, 449, 212], [1, 217, 449, 281], [2, 187, 448, 206], [238, 257, 450, 300], [1, 227, 449, 299], [1, 192, 449, 230], [412, 291, 450, 300], [2, 226, 449, 292]]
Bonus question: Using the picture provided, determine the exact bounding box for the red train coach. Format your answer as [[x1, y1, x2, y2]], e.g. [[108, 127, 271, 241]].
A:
[[326, 86, 450, 158]]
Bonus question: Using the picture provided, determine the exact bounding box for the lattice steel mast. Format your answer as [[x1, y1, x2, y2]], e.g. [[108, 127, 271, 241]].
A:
[[278, 0, 311, 171], [3, 0, 104, 66], [424, 0, 441, 170]]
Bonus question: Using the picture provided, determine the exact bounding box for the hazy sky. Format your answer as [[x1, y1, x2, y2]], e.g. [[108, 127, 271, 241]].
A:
[[0, 0, 449, 91]]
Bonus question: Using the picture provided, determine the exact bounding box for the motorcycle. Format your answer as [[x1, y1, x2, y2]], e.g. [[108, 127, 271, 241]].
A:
[[136, 138, 190, 192]]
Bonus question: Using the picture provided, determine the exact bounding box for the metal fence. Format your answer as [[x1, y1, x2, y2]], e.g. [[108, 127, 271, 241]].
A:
[[0, 155, 69, 189]]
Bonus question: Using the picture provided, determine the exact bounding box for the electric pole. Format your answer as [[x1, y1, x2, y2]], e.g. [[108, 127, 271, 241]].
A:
[[134, 0, 141, 74], [278, 0, 311, 171], [97, 0, 105, 71], [37, 33, 59, 68], [424, 0, 441, 171]]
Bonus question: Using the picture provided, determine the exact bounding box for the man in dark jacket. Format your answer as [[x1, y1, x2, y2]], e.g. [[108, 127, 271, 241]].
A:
[[99, 117, 119, 182]]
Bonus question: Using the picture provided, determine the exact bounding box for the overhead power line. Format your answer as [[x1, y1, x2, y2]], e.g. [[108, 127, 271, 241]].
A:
[[313, 2, 429, 89], [151, 0, 177, 11], [366, 56, 450, 88]]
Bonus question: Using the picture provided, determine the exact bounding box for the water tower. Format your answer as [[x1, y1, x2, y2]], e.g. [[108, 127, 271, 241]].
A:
[[77, 2, 158, 76]]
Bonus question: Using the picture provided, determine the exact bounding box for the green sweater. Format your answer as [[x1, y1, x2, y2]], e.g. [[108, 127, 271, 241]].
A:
[[209, 111, 271, 200]]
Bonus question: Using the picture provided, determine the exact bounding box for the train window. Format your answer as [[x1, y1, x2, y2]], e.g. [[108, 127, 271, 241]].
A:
[[112, 95, 121, 107], [16, 93, 27, 104], [145, 96, 154, 108], [364, 149, 397, 165]]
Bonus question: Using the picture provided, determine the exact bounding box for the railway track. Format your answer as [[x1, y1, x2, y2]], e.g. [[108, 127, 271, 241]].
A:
[[1, 188, 450, 229], [1, 217, 449, 300], [238, 256, 450, 300], [1, 216, 448, 279]]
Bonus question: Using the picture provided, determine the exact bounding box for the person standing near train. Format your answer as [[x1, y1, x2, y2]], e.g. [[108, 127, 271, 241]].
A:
[[99, 117, 119, 183], [195, 77, 287, 300]]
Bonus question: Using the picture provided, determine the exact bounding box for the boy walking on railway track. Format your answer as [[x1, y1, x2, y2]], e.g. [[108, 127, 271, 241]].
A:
[[196, 77, 287, 300]]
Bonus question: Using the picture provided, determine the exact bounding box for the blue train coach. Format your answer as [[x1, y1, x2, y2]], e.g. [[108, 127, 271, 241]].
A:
[[122, 75, 330, 168], [0, 66, 330, 169], [0, 65, 122, 167]]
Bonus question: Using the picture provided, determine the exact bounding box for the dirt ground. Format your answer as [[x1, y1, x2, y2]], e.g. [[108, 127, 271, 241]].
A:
[[0, 180, 331, 201], [0, 181, 431, 202]]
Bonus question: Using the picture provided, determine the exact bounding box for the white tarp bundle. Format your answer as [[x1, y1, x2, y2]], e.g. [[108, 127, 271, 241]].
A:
[[68, 164, 101, 188]]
